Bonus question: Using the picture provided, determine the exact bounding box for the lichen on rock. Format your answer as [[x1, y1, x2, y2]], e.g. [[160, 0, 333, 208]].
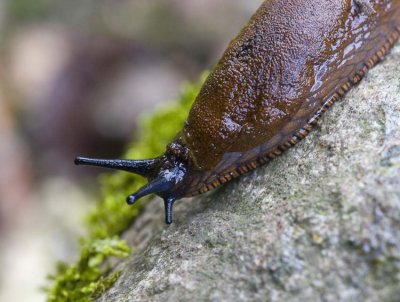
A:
[[98, 43, 400, 302]]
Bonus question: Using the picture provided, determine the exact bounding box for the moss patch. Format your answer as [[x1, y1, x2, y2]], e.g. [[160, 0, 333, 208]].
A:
[[45, 73, 207, 302], [46, 238, 130, 302]]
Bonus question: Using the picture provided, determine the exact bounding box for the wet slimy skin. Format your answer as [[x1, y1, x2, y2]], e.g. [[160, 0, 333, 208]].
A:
[[75, 0, 400, 224]]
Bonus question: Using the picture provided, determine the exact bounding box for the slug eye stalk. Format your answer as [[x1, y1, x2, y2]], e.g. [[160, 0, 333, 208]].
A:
[[74, 157, 159, 177], [74, 156, 179, 224]]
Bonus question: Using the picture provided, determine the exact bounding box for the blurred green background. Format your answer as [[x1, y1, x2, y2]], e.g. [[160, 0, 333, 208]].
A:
[[0, 1, 262, 301]]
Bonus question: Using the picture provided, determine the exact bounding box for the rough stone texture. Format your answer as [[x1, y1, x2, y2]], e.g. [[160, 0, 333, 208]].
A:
[[99, 43, 400, 302]]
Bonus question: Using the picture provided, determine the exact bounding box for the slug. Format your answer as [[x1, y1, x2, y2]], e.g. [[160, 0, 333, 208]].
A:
[[75, 0, 400, 224]]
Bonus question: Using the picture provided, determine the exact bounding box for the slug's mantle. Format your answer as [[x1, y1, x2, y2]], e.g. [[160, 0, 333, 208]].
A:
[[98, 43, 400, 301]]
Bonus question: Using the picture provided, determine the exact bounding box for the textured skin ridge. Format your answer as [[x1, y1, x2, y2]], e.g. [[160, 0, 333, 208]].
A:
[[187, 27, 400, 197]]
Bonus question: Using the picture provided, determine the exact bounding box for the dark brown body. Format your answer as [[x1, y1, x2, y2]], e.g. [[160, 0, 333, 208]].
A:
[[76, 0, 400, 224], [168, 0, 400, 197]]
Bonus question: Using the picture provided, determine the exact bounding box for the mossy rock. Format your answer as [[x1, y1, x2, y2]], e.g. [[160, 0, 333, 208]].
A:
[[96, 44, 400, 301]]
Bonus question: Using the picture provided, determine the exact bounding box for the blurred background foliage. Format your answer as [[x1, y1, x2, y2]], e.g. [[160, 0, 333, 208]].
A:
[[0, 1, 262, 301]]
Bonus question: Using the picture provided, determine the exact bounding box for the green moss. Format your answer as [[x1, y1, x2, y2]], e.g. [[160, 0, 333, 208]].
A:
[[46, 238, 130, 302], [45, 73, 208, 302]]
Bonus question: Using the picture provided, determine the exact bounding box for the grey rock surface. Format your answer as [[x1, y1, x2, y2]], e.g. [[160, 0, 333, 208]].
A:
[[99, 43, 400, 302]]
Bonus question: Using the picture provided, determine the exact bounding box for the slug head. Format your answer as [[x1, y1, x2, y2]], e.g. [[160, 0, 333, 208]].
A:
[[74, 154, 187, 224]]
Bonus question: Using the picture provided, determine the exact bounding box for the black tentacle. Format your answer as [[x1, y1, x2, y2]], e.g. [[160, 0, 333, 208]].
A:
[[74, 155, 185, 224], [74, 156, 159, 177], [164, 197, 176, 224], [126, 177, 173, 205]]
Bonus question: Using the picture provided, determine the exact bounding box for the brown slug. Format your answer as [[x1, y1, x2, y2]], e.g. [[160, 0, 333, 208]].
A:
[[75, 0, 400, 224]]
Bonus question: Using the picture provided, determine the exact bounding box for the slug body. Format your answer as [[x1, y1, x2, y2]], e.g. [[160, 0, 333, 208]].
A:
[[75, 0, 400, 224]]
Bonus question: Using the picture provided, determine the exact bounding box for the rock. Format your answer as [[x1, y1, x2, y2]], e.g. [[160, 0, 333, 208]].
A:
[[98, 43, 400, 302]]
